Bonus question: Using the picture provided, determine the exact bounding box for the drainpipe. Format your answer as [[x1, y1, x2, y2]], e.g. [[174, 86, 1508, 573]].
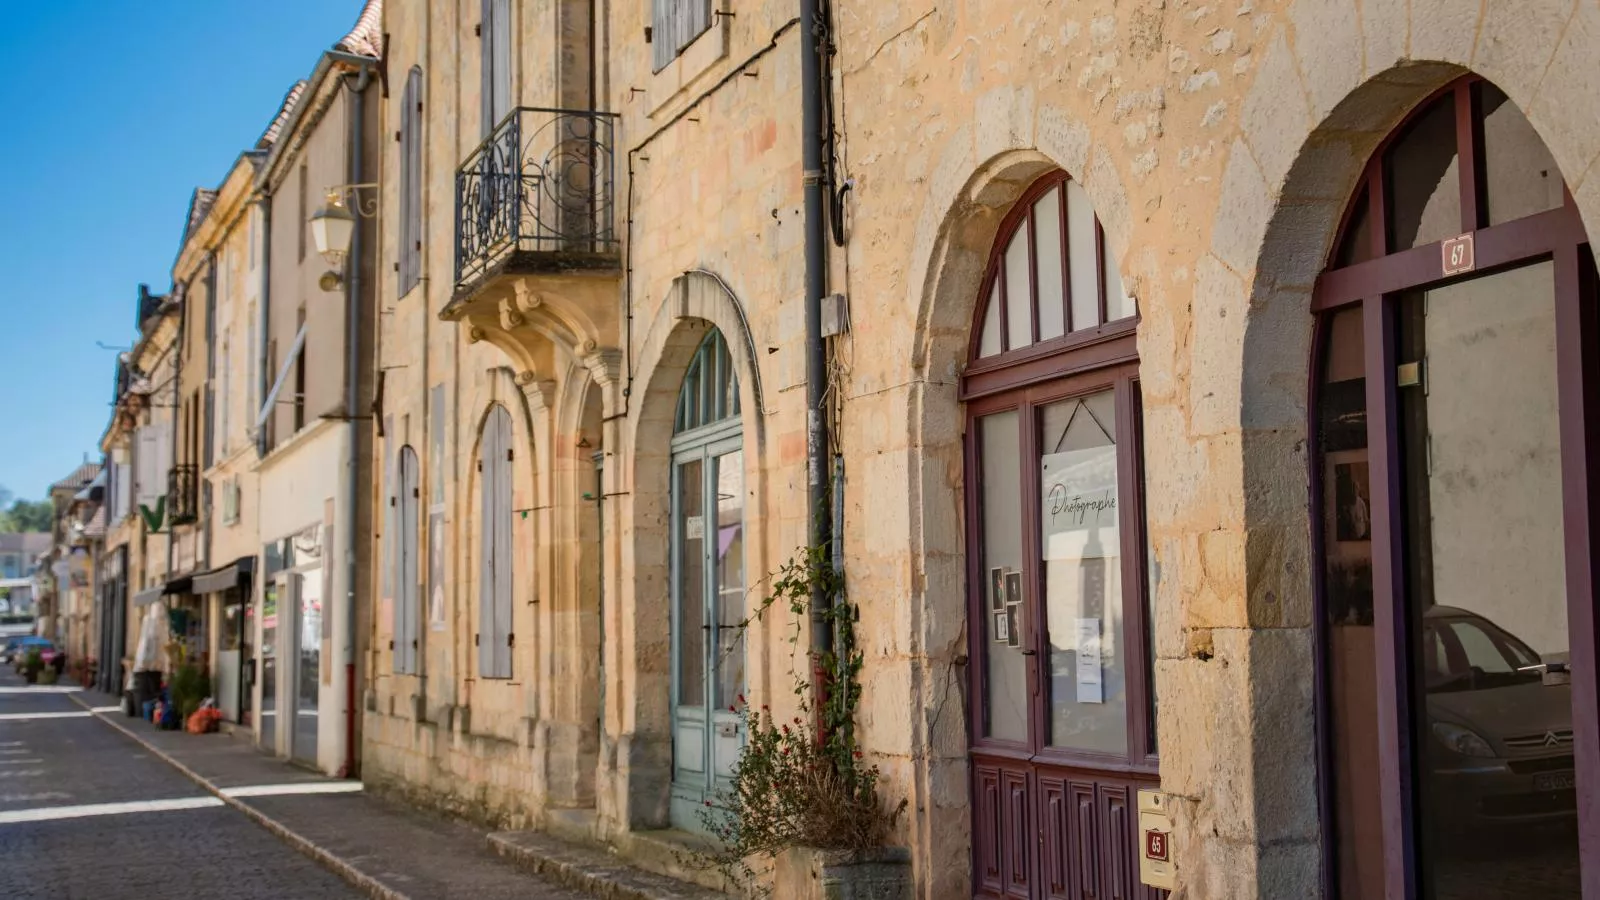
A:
[[800, 0, 834, 719], [257, 199, 273, 460], [340, 61, 374, 779]]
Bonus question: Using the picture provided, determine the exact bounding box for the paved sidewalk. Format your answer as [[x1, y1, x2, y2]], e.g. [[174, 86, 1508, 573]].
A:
[[71, 688, 597, 900]]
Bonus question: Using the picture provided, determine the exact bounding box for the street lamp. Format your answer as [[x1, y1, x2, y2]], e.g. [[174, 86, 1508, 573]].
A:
[[310, 184, 378, 292]]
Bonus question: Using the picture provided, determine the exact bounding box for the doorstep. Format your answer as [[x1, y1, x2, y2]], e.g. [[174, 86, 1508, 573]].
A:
[[489, 828, 729, 900]]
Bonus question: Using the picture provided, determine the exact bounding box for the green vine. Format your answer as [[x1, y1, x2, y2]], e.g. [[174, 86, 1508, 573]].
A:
[[691, 545, 903, 894]]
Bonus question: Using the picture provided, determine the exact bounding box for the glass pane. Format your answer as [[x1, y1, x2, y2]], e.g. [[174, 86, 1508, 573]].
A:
[[979, 283, 1003, 358], [713, 449, 745, 709], [1396, 262, 1576, 898], [294, 570, 321, 764], [1040, 391, 1126, 755], [676, 458, 706, 708], [1104, 238, 1135, 321], [259, 581, 278, 749], [1481, 83, 1564, 227], [979, 410, 1027, 742], [1336, 191, 1375, 268], [1387, 94, 1461, 251], [1066, 180, 1100, 331], [1004, 228, 1032, 351], [1033, 188, 1066, 340], [1317, 306, 1382, 900]]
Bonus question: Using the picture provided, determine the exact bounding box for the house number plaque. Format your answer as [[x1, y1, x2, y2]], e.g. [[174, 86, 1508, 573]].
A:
[[1442, 233, 1475, 276]]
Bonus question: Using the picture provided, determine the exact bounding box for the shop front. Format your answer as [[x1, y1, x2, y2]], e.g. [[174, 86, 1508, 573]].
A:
[[190, 557, 255, 725], [257, 525, 324, 768]]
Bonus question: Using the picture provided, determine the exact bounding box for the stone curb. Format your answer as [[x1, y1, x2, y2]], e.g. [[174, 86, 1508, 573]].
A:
[[69, 693, 411, 900], [488, 831, 728, 900]]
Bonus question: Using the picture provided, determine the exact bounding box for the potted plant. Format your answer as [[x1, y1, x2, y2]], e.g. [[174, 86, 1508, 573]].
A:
[[169, 663, 212, 724], [692, 550, 909, 899], [21, 648, 43, 684]]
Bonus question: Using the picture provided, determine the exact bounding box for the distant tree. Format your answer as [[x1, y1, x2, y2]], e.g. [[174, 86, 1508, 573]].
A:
[[0, 499, 53, 533]]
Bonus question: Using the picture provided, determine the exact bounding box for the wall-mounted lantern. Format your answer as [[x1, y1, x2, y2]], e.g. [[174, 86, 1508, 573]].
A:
[[311, 184, 379, 292]]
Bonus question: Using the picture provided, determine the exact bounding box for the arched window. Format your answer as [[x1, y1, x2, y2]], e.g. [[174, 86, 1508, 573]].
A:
[[478, 405, 514, 679], [398, 67, 423, 295], [964, 171, 1153, 900], [393, 446, 420, 674], [668, 328, 746, 832], [1313, 77, 1594, 898]]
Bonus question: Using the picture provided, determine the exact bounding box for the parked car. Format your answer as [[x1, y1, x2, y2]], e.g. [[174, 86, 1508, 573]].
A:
[[1422, 605, 1576, 847], [8, 636, 53, 672]]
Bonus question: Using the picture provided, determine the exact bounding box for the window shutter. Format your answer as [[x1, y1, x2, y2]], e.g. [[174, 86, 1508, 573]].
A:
[[383, 420, 397, 669], [478, 409, 499, 677], [492, 0, 512, 128], [403, 69, 424, 295], [688, 0, 710, 52], [651, 0, 671, 71], [398, 77, 413, 295], [492, 408, 514, 678], [399, 448, 421, 675]]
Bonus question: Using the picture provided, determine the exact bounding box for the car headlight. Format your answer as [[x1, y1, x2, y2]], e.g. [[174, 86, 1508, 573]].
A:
[[1432, 722, 1496, 758]]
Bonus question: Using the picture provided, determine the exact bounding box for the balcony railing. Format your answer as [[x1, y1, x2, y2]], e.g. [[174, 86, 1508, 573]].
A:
[[167, 465, 200, 527], [455, 107, 619, 287]]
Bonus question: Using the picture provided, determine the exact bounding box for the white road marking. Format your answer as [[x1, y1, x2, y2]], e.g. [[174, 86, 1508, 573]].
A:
[[0, 796, 224, 825], [0, 792, 70, 803], [0, 712, 92, 721], [0, 771, 43, 779], [0, 742, 20, 747], [0, 687, 81, 695], [90, 706, 122, 713], [0, 759, 43, 766], [220, 782, 363, 798], [0, 748, 32, 755]]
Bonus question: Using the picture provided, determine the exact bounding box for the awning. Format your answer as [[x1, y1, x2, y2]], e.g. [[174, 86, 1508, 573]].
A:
[[190, 557, 256, 595], [133, 586, 166, 607], [162, 576, 193, 596]]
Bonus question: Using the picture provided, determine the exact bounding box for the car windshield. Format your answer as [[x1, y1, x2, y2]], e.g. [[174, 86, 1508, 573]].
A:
[[1423, 616, 1545, 693]]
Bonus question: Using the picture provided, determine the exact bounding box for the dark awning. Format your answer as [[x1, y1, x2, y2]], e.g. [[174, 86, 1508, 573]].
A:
[[162, 576, 193, 596], [133, 586, 166, 607], [190, 557, 256, 595]]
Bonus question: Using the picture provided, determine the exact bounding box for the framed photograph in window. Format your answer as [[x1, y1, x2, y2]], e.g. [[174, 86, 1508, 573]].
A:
[[989, 567, 1006, 612], [992, 610, 1010, 644]]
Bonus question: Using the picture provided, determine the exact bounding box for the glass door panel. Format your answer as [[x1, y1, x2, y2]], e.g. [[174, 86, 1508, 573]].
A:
[[259, 578, 279, 752], [292, 571, 322, 766], [1039, 390, 1128, 756], [978, 410, 1028, 743], [1396, 262, 1578, 898], [711, 448, 746, 785], [672, 457, 709, 797]]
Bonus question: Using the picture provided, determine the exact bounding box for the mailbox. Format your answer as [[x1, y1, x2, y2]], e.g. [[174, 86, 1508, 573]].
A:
[[1138, 788, 1176, 891]]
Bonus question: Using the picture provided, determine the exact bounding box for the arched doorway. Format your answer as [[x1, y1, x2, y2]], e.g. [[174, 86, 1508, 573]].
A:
[[963, 170, 1160, 899], [668, 328, 747, 831], [1313, 76, 1596, 899]]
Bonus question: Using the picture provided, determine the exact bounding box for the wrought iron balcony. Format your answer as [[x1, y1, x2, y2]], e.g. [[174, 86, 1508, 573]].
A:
[[455, 107, 619, 289], [167, 465, 200, 528]]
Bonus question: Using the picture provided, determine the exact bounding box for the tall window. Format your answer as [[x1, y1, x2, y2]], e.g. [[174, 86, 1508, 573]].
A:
[[297, 164, 309, 262], [964, 171, 1153, 900], [478, 405, 515, 679], [1314, 77, 1592, 899], [394, 446, 420, 674], [668, 328, 746, 832], [399, 67, 424, 296], [481, 0, 511, 134], [652, 0, 712, 71]]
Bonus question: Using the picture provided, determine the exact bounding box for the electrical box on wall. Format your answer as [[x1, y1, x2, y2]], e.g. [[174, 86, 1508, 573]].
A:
[[1138, 788, 1176, 891], [820, 292, 850, 337]]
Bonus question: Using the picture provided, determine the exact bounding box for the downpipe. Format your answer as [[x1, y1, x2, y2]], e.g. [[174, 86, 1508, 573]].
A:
[[800, 0, 834, 732], [340, 61, 374, 779]]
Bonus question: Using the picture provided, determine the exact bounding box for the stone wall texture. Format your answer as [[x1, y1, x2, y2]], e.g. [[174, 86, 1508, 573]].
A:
[[362, 0, 1600, 896]]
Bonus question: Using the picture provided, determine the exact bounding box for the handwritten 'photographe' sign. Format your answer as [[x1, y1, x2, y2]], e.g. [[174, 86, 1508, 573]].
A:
[[1042, 446, 1120, 704]]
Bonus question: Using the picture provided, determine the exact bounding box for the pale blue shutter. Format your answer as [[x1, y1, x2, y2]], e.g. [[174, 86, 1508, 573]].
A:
[[399, 69, 423, 296], [481, 0, 511, 134], [384, 421, 399, 672], [478, 409, 499, 676], [399, 447, 421, 674], [492, 408, 514, 678]]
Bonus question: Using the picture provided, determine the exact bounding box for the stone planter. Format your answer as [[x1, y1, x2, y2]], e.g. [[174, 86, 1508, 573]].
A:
[[772, 846, 912, 900]]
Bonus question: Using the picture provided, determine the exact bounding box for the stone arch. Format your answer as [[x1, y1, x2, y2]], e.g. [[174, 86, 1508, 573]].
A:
[[608, 269, 770, 831], [1210, 7, 1600, 892], [460, 367, 546, 721], [897, 131, 1135, 899]]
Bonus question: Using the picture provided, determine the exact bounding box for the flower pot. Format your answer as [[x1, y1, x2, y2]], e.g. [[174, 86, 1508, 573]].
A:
[[773, 846, 911, 900]]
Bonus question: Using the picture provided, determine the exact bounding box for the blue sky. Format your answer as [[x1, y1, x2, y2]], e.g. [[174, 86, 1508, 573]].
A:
[[0, 1, 362, 501]]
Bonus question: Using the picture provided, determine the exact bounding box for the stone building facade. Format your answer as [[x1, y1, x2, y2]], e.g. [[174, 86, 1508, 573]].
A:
[[351, 0, 1600, 897]]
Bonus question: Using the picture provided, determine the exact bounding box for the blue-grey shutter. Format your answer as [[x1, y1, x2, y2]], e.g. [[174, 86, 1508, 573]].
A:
[[384, 421, 398, 671], [481, 0, 511, 135], [492, 408, 514, 678], [651, 0, 671, 71], [399, 447, 421, 674], [478, 408, 499, 677], [399, 69, 423, 296]]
